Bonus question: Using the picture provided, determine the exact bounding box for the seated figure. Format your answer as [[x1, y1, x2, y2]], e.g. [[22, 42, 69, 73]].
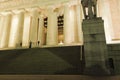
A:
[[81, 0, 97, 19]]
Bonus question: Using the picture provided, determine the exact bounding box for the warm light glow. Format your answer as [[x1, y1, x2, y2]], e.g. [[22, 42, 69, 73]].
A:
[[59, 41, 63, 45], [58, 34, 64, 44]]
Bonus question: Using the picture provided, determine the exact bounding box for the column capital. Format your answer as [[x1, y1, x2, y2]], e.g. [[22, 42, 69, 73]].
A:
[[25, 7, 41, 17], [11, 9, 25, 14], [54, 6, 65, 16], [64, 0, 78, 7], [0, 11, 13, 16]]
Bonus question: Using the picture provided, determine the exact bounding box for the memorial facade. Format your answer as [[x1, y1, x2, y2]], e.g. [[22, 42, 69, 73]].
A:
[[0, 0, 120, 50], [0, 0, 120, 76], [0, 0, 84, 50]]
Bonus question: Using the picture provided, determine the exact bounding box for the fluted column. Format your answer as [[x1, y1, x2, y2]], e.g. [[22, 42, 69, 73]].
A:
[[73, 5, 79, 43], [0, 16, 4, 48], [38, 15, 45, 46], [46, 8, 58, 45], [76, 4, 83, 44], [22, 12, 31, 47], [8, 10, 24, 48], [64, 5, 78, 44], [29, 8, 39, 47], [0, 12, 12, 48]]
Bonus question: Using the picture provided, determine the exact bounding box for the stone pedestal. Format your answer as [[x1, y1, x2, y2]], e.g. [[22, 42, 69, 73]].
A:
[[82, 17, 110, 75]]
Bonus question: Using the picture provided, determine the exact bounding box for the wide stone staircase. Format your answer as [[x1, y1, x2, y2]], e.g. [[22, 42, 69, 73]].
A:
[[0, 46, 84, 75]]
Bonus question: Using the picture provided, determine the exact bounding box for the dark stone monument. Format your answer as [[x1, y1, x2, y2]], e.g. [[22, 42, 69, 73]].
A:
[[82, 18, 110, 75], [81, 0, 110, 75]]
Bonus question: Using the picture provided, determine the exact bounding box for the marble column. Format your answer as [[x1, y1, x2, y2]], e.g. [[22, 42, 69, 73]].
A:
[[0, 12, 12, 48], [64, 5, 78, 44], [28, 8, 39, 47], [22, 12, 31, 47], [76, 4, 83, 44], [0, 16, 4, 48], [46, 8, 58, 45], [8, 10, 24, 48], [38, 15, 45, 46]]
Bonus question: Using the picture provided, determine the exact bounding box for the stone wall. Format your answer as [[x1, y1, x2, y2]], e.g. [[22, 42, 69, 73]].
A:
[[107, 44, 120, 74]]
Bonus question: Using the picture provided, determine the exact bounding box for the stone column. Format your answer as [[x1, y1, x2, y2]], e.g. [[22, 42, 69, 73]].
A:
[[8, 10, 24, 48], [0, 16, 4, 48], [28, 8, 39, 47], [46, 8, 58, 45], [64, 5, 78, 44], [0, 12, 12, 48], [76, 4, 83, 44], [38, 15, 45, 46], [76, 4, 84, 61], [22, 12, 31, 47]]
